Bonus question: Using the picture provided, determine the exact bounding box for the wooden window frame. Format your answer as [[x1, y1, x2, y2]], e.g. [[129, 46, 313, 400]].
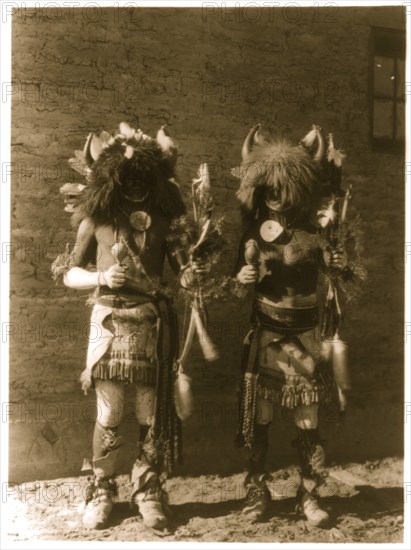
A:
[[369, 26, 406, 154]]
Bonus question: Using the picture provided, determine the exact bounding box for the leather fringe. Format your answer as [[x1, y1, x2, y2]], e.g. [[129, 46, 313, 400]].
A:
[[256, 382, 335, 408], [92, 362, 157, 387]]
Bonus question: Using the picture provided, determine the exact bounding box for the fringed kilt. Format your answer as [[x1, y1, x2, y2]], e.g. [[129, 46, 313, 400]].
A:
[[237, 296, 338, 448], [256, 328, 336, 409], [92, 301, 158, 386], [83, 292, 181, 475]]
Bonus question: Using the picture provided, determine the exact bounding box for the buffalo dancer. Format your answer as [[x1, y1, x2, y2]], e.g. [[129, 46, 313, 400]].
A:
[[234, 124, 348, 526], [61, 123, 195, 530]]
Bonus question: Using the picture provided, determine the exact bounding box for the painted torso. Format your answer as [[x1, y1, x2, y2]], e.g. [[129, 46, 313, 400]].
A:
[[72, 210, 182, 294], [240, 218, 322, 307]]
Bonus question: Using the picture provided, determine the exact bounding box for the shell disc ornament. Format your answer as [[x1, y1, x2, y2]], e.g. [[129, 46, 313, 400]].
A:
[[259, 220, 284, 242], [129, 211, 152, 231]]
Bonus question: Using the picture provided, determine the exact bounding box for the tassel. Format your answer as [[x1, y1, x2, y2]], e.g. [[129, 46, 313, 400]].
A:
[[321, 339, 333, 362], [337, 387, 348, 413], [193, 306, 219, 361], [322, 336, 350, 412], [174, 363, 194, 420], [331, 337, 350, 390]]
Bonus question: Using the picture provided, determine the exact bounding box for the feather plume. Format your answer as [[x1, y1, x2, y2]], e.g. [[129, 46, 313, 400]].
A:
[[156, 125, 174, 151], [74, 149, 85, 161], [300, 125, 318, 148], [68, 157, 91, 178], [119, 122, 135, 139], [230, 166, 241, 179], [317, 201, 337, 228], [156, 125, 178, 169], [327, 133, 346, 167], [124, 145, 134, 159]]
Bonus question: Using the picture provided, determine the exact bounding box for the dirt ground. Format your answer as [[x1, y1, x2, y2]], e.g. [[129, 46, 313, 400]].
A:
[[5, 457, 404, 544]]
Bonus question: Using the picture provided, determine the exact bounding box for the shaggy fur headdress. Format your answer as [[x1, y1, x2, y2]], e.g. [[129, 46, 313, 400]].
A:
[[234, 124, 345, 219], [63, 122, 185, 225]]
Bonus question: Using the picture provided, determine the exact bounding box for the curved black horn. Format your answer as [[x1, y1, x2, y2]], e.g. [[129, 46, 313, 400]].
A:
[[83, 133, 94, 166], [253, 125, 269, 147], [241, 124, 261, 161], [313, 125, 325, 163], [83, 133, 102, 166]]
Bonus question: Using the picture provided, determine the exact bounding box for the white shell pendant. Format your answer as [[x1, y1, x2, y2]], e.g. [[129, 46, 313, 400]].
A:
[[259, 220, 284, 242], [129, 211, 151, 231]]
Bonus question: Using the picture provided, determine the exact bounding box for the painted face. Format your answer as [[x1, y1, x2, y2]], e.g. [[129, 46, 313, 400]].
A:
[[118, 163, 150, 203], [121, 180, 149, 202], [264, 186, 283, 212]]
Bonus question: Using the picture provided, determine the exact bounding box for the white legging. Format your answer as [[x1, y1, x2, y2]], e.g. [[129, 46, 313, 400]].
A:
[[94, 379, 156, 428]]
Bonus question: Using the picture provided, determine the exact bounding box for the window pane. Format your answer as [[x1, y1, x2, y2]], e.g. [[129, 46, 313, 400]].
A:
[[373, 99, 394, 139], [396, 59, 405, 100], [396, 100, 405, 140], [374, 56, 395, 97]]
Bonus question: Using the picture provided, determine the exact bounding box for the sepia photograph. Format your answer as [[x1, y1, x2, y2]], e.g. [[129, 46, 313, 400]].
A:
[[0, 0, 409, 546]]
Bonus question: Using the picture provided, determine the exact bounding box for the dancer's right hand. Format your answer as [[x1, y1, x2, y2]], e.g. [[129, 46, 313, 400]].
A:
[[103, 264, 127, 288], [236, 265, 258, 285]]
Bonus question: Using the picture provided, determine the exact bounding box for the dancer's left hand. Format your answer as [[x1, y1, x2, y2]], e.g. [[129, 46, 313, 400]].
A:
[[180, 260, 208, 289], [325, 247, 347, 269]]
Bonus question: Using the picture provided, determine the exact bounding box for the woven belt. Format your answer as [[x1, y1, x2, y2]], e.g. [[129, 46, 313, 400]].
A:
[[96, 293, 154, 309], [254, 296, 318, 334]]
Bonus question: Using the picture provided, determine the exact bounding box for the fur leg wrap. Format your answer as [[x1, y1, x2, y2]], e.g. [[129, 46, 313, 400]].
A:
[[93, 422, 123, 461], [293, 429, 330, 526], [91, 423, 123, 478], [131, 426, 162, 499], [294, 427, 327, 483]]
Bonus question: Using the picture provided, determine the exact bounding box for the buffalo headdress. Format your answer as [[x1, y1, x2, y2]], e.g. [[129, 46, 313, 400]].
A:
[[63, 121, 185, 225], [234, 123, 345, 221]]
